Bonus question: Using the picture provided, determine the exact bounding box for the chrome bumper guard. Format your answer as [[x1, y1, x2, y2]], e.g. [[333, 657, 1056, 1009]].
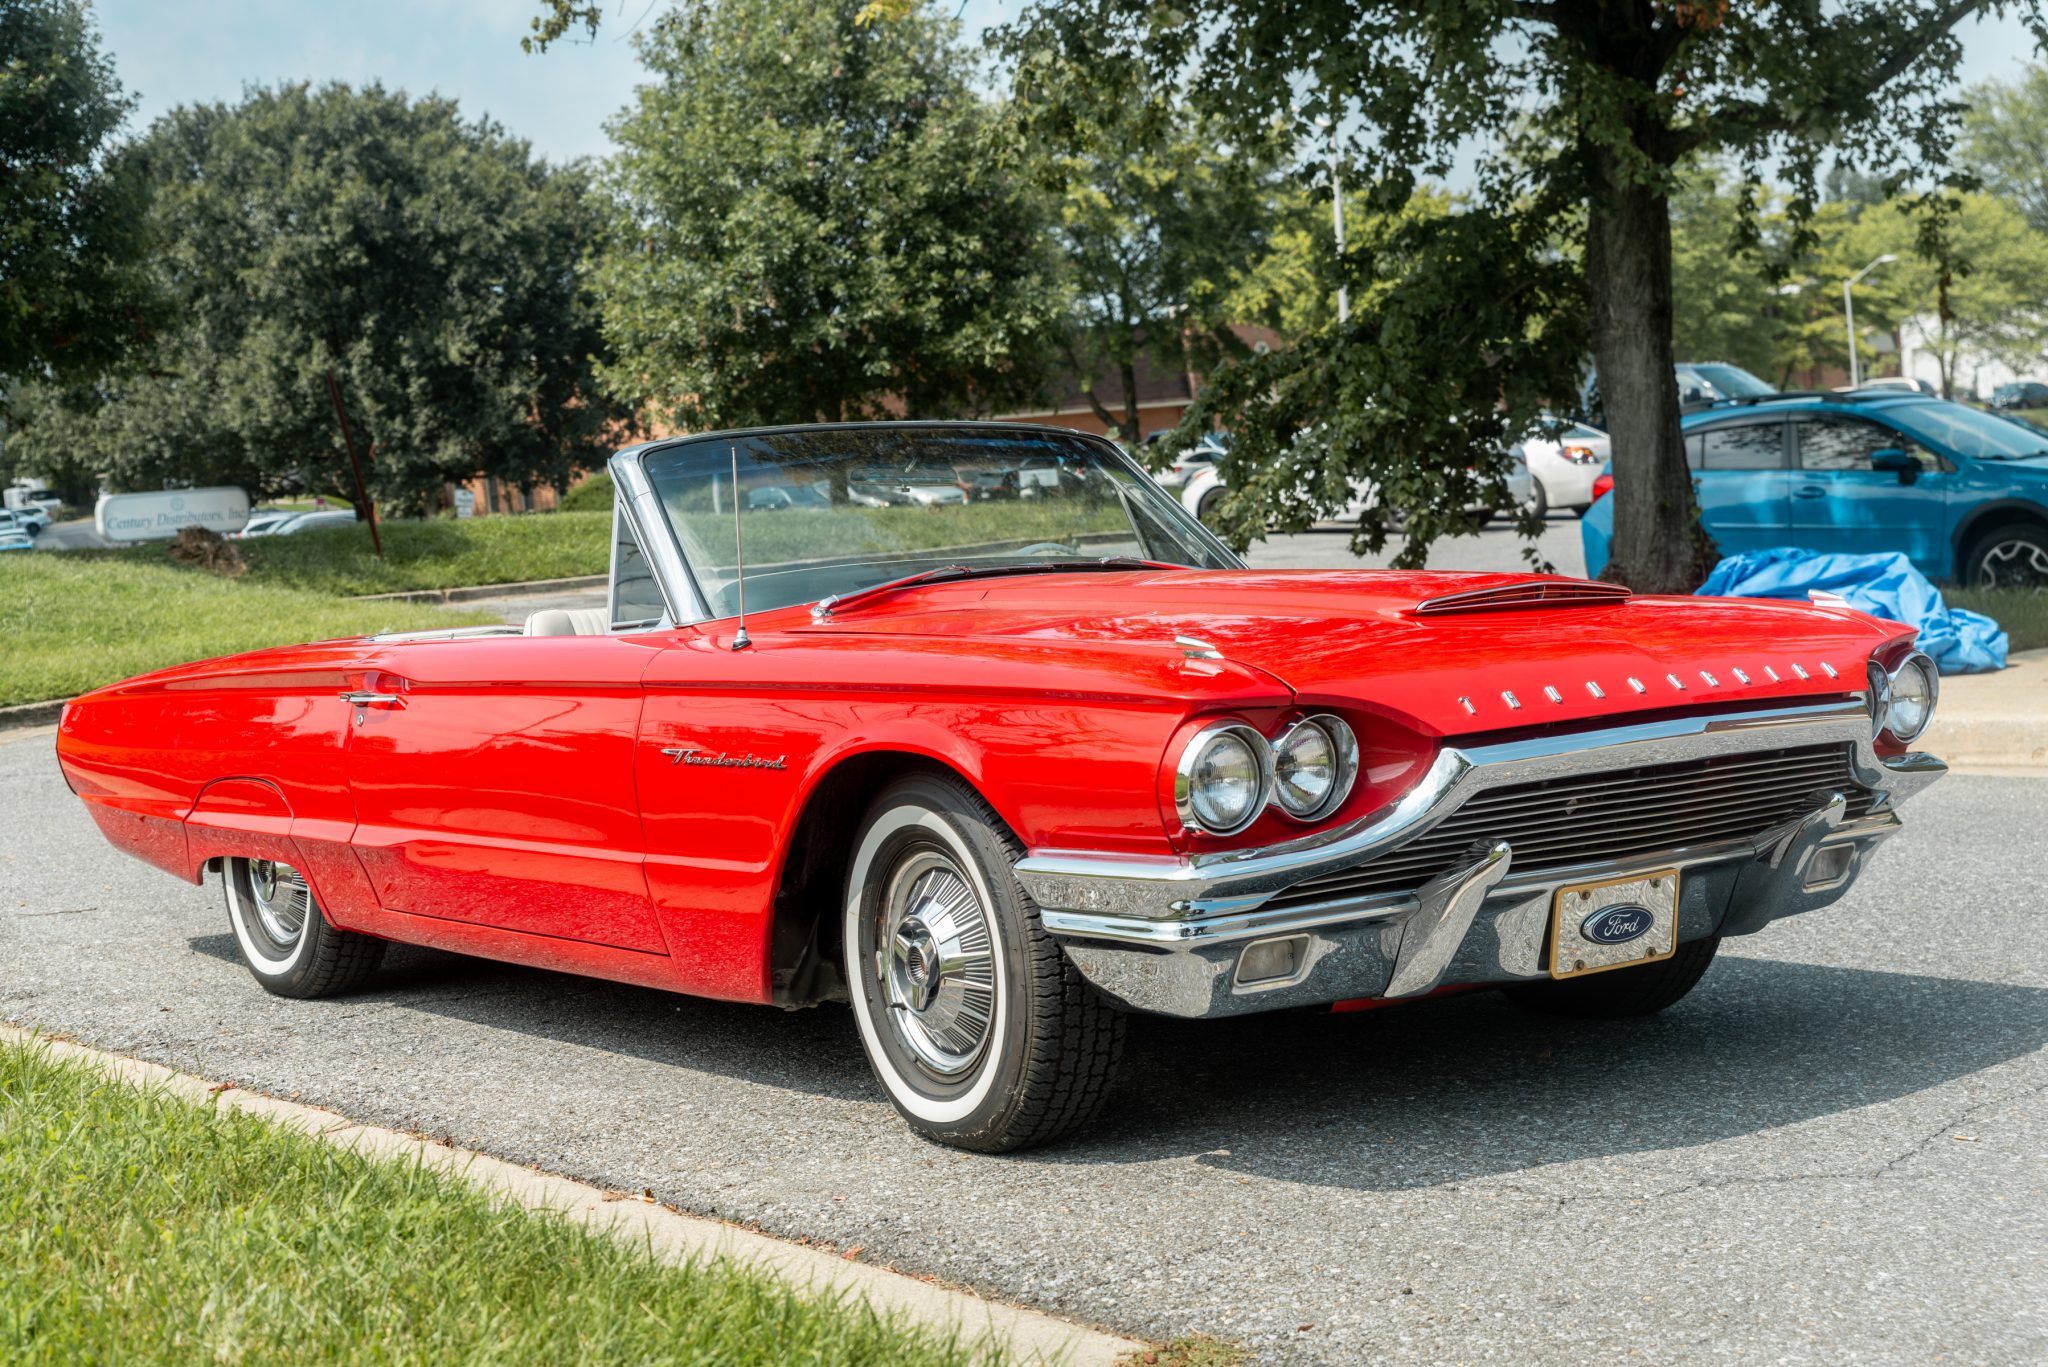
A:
[[1016, 701, 1944, 1019]]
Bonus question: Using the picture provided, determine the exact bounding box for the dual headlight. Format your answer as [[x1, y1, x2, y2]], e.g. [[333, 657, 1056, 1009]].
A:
[[1174, 714, 1360, 835], [1868, 650, 1939, 743]]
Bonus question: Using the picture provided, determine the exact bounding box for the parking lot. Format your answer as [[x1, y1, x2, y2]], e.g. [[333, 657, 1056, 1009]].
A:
[[6, 516, 2043, 1363]]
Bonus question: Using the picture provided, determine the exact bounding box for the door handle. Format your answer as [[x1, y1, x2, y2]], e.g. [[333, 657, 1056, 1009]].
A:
[[1795, 485, 1826, 499], [338, 691, 402, 706]]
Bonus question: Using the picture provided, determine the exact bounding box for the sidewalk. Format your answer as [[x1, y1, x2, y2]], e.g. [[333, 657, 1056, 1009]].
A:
[[1925, 647, 2048, 771]]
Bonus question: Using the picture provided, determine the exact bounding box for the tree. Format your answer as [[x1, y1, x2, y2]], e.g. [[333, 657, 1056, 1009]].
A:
[[1832, 191, 2048, 396], [1961, 62, 2048, 233], [13, 83, 619, 512], [1003, 2, 2043, 590], [1042, 100, 1283, 441], [0, 0, 156, 399], [591, 0, 1063, 432]]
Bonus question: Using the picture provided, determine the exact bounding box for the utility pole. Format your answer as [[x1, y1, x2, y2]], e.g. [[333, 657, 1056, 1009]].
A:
[[1843, 253, 1897, 388]]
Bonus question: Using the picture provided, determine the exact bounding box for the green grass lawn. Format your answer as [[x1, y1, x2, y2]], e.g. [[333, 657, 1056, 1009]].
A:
[[1947, 586, 2048, 653], [0, 554, 495, 705], [0, 1039, 989, 1366], [234, 512, 614, 595]]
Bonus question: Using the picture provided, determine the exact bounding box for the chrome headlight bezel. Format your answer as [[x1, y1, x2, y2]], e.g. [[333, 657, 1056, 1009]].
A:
[[1881, 650, 1939, 743], [1865, 660, 1892, 740], [1270, 713, 1360, 822], [1174, 721, 1273, 836]]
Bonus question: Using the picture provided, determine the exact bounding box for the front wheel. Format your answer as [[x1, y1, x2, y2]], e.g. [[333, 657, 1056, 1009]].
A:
[[223, 856, 385, 998], [843, 774, 1125, 1152], [1504, 936, 1720, 1018], [1963, 522, 2048, 590]]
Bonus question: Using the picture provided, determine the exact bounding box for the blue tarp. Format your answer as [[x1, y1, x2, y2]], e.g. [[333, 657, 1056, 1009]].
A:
[[1695, 548, 2008, 674], [1580, 497, 2006, 673]]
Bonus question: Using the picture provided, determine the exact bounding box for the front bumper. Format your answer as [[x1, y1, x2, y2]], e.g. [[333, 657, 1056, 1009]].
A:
[[1016, 701, 1944, 1019]]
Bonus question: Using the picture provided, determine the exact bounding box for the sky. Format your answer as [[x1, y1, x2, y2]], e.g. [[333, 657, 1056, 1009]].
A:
[[92, 1, 2045, 169]]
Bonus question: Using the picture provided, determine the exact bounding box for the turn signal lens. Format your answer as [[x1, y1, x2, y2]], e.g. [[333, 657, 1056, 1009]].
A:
[[1271, 715, 1360, 820], [1177, 724, 1269, 834], [1884, 652, 1938, 742]]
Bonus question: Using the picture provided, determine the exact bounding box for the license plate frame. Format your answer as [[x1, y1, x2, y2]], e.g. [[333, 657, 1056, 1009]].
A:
[[1548, 868, 1680, 980]]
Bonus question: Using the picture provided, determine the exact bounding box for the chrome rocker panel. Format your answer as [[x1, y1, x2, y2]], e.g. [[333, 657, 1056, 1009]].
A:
[[1015, 701, 1944, 1019]]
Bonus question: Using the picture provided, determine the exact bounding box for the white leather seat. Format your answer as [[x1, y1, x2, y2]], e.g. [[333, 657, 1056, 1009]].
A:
[[524, 608, 611, 636]]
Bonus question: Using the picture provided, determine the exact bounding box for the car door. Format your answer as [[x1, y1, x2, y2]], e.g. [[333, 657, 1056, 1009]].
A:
[[1787, 413, 1950, 570], [343, 633, 672, 953], [1687, 416, 1792, 553]]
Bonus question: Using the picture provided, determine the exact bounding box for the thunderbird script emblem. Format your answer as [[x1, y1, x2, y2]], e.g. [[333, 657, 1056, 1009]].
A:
[[660, 746, 786, 770]]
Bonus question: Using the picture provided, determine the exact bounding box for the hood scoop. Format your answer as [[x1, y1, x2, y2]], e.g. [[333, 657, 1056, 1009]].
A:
[[1409, 579, 1631, 616]]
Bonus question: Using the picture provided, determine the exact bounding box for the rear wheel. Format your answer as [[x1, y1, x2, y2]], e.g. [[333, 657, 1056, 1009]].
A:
[[1195, 484, 1223, 524], [1505, 936, 1720, 1019], [223, 856, 384, 998], [843, 774, 1124, 1152], [1963, 522, 2048, 590], [1526, 478, 1549, 519]]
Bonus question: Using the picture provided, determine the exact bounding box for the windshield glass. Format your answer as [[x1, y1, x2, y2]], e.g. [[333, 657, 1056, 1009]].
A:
[[1689, 364, 1777, 398], [1882, 402, 2048, 460], [639, 426, 1240, 619]]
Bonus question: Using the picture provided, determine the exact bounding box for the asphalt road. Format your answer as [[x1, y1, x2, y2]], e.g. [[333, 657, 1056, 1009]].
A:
[[4, 717, 2044, 1361]]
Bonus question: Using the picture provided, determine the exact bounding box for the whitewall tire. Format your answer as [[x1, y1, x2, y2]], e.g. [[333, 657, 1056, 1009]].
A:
[[223, 856, 385, 999], [843, 773, 1125, 1152]]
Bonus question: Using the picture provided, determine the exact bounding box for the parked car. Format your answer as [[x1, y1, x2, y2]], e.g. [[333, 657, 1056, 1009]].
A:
[[1847, 377, 1936, 396], [0, 524, 32, 553], [1583, 393, 2048, 588], [235, 509, 301, 539], [1582, 362, 1778, 425], [1989, 380, 2048, 410], [0, 509, 36, 541], [271, 509, 363, 535], [1519, 422, 1610, 517], [747, 483, 834, 512], [58, 421, 1945, 1152]]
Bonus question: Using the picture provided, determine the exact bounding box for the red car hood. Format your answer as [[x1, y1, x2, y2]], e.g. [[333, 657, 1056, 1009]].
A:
[[803, 568, 1900, 738]]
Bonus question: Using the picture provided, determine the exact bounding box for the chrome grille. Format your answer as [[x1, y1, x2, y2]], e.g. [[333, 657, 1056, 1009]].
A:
[[1264, 743, 1874, 911]]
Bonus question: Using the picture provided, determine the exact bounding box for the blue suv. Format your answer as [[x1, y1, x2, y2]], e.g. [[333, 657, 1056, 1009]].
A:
[[1584, 393, 2048, 587]]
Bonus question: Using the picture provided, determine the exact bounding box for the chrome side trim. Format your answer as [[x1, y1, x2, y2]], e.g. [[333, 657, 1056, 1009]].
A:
[[1017, 701, 1940, 930]]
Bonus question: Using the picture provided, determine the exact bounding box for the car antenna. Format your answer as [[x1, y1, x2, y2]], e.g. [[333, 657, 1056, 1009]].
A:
[[729, 445, 751, 651]]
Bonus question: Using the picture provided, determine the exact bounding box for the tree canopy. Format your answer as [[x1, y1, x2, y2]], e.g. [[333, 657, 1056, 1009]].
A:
[[11, 83, 619, 512], [591, 0, 1063, 431], [1005, 1, 2046, 588], [1039, 98, 1283, 441], [0, 0, 156, 399]]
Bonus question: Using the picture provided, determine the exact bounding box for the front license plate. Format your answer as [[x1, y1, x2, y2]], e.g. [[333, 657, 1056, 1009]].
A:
[[1549, 869, 1679, 980]]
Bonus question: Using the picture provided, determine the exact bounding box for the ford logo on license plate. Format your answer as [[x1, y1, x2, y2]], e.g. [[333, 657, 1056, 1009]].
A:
[[1580, 904, 1655, 945]]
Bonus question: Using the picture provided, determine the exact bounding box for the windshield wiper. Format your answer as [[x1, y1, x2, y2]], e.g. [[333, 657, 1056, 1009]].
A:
[[810, 557, 1175, 621]]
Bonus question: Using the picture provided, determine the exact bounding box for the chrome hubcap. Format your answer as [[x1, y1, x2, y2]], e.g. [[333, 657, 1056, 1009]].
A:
[[875, 851, 996, 1077], [1977, 538, 2048, 590], [247, 859, 309, 946]]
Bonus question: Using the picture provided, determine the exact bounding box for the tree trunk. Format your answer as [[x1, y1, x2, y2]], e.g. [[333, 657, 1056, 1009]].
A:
[[1586, 168, 1711, 593], [1118, 360, 1146, 446]]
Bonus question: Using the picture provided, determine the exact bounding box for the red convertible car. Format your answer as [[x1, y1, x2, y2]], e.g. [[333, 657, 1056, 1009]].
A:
[[57, 423, 1946, 1151]]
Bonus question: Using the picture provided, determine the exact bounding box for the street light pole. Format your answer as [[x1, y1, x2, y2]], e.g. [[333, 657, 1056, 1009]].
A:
[[1315, 114, 1348, 324], [1843, 253, 1898, 388]]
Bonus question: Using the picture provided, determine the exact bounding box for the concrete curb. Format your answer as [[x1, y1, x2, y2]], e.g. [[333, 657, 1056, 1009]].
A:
[[1925, 648, 2048, 772], [0, 1025, 1148, 1367], [350, 573, 607, 605], [0, 698, 66, 732]]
